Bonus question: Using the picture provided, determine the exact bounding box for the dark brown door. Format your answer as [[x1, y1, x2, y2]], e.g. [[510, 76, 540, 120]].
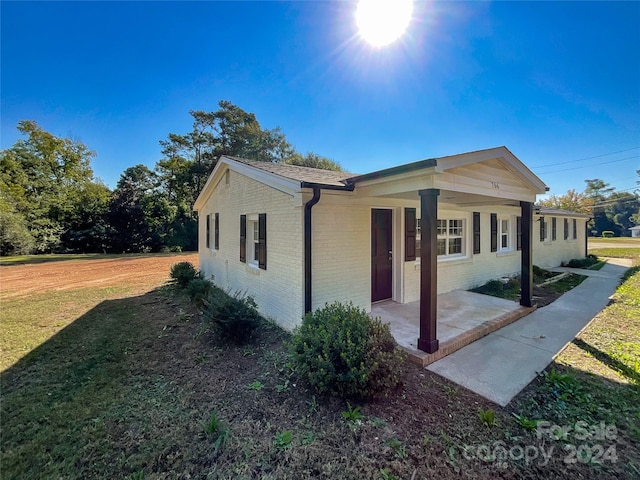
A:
[[371, 209, 393, 302]]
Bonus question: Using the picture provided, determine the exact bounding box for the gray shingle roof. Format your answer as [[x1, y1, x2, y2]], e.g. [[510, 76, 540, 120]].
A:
[[537, 207, 590, 218], [224, 156, 354, 187]]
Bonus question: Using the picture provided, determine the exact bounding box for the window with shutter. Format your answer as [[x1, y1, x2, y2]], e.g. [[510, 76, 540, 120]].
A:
[[564, 218, 569, 240], [214, 213, 219, 250], [517, 216, 522, 251], [473, 212, 481, 254], [206, 214, 211, 249], [404, 208, 416, 261], [540, 217, 546, 242], [258, 213, 267, 270], [240, 215, 246, 263], [490, 213, 498, 252], [573, 219, 577, 239], [552, 217, 557, 241]]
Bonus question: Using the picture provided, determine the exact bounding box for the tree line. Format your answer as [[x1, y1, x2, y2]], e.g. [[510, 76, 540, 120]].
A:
[[539, 176, 640, 236], [2, 100, 638, 256], [0, 101, 341, 256]]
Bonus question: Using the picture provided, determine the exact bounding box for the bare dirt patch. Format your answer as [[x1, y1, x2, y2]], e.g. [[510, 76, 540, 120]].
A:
[[0, 253, 198, 299]]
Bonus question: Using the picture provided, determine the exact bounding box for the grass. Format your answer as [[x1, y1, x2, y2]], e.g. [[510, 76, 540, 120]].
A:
[[0, 251, 195, 266], [589, 237, 640, 244], [510, 248, 640, 476], [2, 253, 639, 479], [589, 247, 640, 259]]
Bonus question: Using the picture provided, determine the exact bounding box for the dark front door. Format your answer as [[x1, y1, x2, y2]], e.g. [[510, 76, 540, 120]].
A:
[[371, 209, 393, 302]]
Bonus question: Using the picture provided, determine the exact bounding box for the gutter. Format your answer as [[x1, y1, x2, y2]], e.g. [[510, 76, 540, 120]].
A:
[[304, 187, 321, 314]]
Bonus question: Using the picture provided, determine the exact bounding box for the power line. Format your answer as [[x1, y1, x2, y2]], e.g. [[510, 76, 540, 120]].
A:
[[529, 146, 640, 169], [535, 155, 639, 175]]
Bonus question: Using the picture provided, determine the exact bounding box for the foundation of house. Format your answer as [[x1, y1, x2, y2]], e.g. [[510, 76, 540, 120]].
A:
[[371, 290, 536, 366]]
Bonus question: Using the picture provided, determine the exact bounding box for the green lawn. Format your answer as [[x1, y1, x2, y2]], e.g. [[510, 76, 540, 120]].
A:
[[589, 237, 640, 244], [2, 253, 639, 479]]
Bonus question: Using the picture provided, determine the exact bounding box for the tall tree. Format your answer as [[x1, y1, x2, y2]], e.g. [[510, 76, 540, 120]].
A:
[[537, 189, 589, 214], [284, 152, 343, 171], [108, 165, 176, 253], [0, 121, 99, 253]]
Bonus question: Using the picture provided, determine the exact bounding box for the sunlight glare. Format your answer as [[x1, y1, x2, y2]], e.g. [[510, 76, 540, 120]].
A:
[[355, 0, 414, 47]]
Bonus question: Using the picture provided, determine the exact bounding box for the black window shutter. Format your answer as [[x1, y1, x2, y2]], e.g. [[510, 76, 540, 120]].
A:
[[540, 217, 546, 242], [516, 216, 522, 251], [473, 212, 481, 254], [404, 208, 416, 261], [258, 213, 267, 270], [490, 213, 498, 252], [573, 219, 577, 239], [214, 213, 219, 250], [240, 215, 246, 263], [206, 215, 210, 249], [552, 217, 557, 241], [564, 218, 569, 240]]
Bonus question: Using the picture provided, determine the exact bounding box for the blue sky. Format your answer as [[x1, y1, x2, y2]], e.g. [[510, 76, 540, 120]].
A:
[[2, 1, 639, 197]]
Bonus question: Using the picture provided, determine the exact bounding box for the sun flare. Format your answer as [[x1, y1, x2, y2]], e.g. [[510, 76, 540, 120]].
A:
[[355, 0, 413, 47]]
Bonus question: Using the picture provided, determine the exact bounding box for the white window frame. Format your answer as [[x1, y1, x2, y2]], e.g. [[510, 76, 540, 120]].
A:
[[498, 215, 513, 252], [437, 218, 466, 258], [248, 214, 259, 267]]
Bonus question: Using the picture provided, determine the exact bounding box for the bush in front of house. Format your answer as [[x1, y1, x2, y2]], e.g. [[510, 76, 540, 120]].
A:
[[289, 301, 406, 399], [203, 288, 262, 344], [566, 254, 599, 269], [170, 261, 199, 287]]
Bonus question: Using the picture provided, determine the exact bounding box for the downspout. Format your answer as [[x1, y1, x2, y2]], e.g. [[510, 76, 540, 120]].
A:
[[304, 187, 321, 314]]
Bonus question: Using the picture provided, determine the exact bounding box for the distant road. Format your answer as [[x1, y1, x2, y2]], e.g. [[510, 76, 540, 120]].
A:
[[588, 240, 640, 249]]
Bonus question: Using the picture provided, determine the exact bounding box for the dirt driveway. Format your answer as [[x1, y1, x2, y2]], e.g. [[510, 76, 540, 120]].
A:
[[0, 253, 198, 299]]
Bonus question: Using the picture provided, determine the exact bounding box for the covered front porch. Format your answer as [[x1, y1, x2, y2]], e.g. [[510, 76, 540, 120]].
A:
[[372, 290, 536, 366], [347, 147, 548, 355]]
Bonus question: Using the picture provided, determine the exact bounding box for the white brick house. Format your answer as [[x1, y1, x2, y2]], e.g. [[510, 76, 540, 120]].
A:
[[194, 147, 589, 352]]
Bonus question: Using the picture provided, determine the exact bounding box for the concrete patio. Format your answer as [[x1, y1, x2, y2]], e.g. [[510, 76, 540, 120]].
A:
[[372, 290, 536, 366]]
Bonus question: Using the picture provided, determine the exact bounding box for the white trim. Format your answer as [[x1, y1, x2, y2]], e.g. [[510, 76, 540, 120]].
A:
[[194, 156, 300, 211]]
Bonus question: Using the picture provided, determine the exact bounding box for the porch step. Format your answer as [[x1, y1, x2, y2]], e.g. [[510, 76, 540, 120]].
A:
[[402, 305, 537, 367]]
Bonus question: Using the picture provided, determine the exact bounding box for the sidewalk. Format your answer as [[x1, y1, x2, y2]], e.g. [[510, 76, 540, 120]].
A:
[[426, 258, 632, 406]]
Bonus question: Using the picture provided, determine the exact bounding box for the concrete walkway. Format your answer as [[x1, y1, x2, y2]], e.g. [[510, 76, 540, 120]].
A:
[[427, 258, 632, 406]]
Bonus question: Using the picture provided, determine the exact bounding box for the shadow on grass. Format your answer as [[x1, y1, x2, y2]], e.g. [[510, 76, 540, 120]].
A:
[[572, 338, 640, 385], [0, 288, 196, 480]]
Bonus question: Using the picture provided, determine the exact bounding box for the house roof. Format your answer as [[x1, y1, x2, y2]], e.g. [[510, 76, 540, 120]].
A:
[[630, 226, 640, 230], [194, 147, 550, 210], [225, 156, 353, 187], [537, 207, 591, 219]]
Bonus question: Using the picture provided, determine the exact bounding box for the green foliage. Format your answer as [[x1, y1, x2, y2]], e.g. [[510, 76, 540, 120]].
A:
[[512, 413, 539, 430], [200, 411, 229, 454], [385, 437, 408, 459], [602, 230, 615, 238], [186, 277, 213, 305], [273, 430, 293, 451], [566, 254, 600, 268], [341, 402, 363, 423], [247, 381, 264, 391], [289, 302, 406, 399], [203, 288, 262, 344], [478, 408, 496, 427], [284, 152, 342, 171], [170, 262, 198, 287]]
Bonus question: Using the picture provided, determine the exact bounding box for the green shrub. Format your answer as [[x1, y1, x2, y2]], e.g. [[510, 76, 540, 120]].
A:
[[289, 302, 406, 399], [567, 254, 599, 269], [170, 261, 198, 287], [203, 289, 261, 344], [602, 231, 615, 238], [187, 277, 213, 305]]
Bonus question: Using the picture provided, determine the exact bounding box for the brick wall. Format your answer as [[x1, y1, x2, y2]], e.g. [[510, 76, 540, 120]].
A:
[[198, 169, 304, 330]]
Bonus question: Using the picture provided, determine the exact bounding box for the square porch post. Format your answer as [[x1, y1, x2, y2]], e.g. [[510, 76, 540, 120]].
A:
[[418, 188, 439, 353], [520, 201, 533, 307]]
